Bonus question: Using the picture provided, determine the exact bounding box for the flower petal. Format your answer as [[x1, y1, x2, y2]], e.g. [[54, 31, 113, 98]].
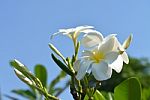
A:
[[113, 37, 125, 52], [98, 37, 115, 54], [76, 60, 92, 80], [109, 55, 123, 73], [92, 61, 112, 81], [122, 34, 132, 49], [74, 60, 81, 71], [81, 31, 103, 48], [121, 52, 129, 64], [105, 51, 119, 64], [82, 50, 93, 57], [50, 32, 61, 39], [75, 26, 94, 37], [104, 34, 117, 41]]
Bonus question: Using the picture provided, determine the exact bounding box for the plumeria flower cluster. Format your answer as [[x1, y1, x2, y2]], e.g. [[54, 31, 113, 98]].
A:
[[52, 25, 132, 81], [75, 33, 132, 81]]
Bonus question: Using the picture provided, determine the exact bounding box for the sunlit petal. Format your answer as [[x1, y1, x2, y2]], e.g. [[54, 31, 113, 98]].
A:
[[81, 31, 103, 48], [92, 61, 112, 81], [109, 55, 123, 73], [98, 37, 115, 54], [121, 52, 129, 64], [76, 60, 92, 80], [105, 51, 119, 64]]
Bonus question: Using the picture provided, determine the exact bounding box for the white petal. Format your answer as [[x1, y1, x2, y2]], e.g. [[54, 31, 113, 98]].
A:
[[105, 52, 119, 64], [82, 50, 93, 57], [76, 60, 92, 80], [109, 55, 123, 73], [76, 25, 94, 31], [112, 37, 125, 52], [74, 60, 81, 71], [104, 34, 117, 41], [75, 25, 94, 37], [99, 37, 115, 54], [121, 52, 129, 64], [81, 31, 103, 48], [122, 34, 133, 49], [91, 61, 112, 81], [51, 32, 61, 39], [51, 28, 74, 39]]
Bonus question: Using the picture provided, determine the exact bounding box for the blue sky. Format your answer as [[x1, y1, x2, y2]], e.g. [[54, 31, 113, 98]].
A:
[[0, 0, 150, 100]]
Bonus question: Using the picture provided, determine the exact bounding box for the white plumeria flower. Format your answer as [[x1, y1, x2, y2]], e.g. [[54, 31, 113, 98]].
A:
[[81, 30, 104, 48], [110, 35, 132, 73], [74, 37, 119, 81], [81, 32, 132, 73], [51, 25, 94, 41]]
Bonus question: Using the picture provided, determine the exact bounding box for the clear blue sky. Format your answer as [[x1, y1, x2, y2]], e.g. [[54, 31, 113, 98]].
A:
[[0, 0, 150, 100]]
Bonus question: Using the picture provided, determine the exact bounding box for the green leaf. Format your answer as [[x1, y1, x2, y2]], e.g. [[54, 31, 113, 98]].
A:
[[10, 60, 43, 89], [14, 69, 33, 86], [101, 91, 114, 100], [114, 77, 141, 100], [51, 53, 74, 76], [4, 95, 19, 100], [34, 64, 47, 87], [49, 43, 67, 64], [49, 71, 66, 94], [142, 88, 150, 100], [84, 90, 105, 100], [12, 89, 36, 100]]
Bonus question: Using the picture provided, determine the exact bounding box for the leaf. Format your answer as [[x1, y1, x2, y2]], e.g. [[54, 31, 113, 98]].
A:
[[49, 71, 66, 94], [84, 90, 106, 100], [51, 53, 74, 76], [49, 43, 67, 64], [55, 81, 69, 96], [101, 91, 114, 100], [14, 69, 33, 86], [4, 95, 19, 100], [114, 77, 141, 100], [12, 89, 36, 100], [34, 64, 47, 87], [142, 88, 150, 100], [10, 60, 44, 90]]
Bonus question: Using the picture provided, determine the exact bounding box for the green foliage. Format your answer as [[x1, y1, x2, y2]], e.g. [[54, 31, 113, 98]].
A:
[[8, 57, 150, 100], [10, 60, 59, 100], [101, 91, 114, 100], [49, 71, 66, 94], [9, 60, 68, 100], [142, 88, 150, 100], [114, 77, 141, 100], [51, 53, 74, 76], [84, 90, 106, 100], [12, 89, 36, 100], [34, 64, 47, 87], [99, 57, 150, 92]]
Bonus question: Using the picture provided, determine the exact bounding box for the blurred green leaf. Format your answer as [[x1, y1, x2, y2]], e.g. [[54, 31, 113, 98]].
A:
[[55, 81, 70, 97], [51, 53, 74, 76], [34, 64, 47, 87], [114, 77, 141, 100], [84, 90, 105, 100], [49, 71, 66, 94], [101, 91, 114, 100], [4, 95, 19, 100], [12, 89, 36, 100], [142, 88, 150, 100], [99, 57, 150, 92]]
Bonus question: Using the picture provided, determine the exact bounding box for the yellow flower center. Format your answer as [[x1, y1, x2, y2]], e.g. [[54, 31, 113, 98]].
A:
[[91, 51, 105, 63]]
